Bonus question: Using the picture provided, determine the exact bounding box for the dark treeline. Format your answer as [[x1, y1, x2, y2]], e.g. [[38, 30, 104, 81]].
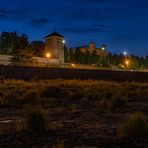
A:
[[65, 47, 148, 69], [0, 31, 45, 57], [0, 31, 148, 68], [64, 47, 107, 66]]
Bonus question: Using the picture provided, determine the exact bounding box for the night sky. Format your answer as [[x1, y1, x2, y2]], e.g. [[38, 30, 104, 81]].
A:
[[0, 0, 148, 56]]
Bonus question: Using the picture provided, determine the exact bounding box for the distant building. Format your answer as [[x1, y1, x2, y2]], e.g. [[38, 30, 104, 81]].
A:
[[79, 42, 107, 58], [45, 32, 65, 64]]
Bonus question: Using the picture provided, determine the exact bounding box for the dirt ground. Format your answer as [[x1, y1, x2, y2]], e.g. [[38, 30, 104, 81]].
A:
[[0, 80, 148, 147]]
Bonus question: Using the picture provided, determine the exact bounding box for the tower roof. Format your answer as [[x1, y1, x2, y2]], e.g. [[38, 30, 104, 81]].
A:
[[45, 32, 64, 38]]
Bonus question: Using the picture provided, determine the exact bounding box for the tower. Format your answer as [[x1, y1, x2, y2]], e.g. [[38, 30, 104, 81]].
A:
[[45, 32, 64, 64], [89, 41, 95, 51]]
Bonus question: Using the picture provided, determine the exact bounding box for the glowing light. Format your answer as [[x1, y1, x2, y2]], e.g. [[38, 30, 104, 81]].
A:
[[46, 53, 51, 58], [125, 60, 129, 66], [71, 63, 76, 68], [123, 51, 127, 55], [62, 40, 65, 44], [102, 47, 105, 50]]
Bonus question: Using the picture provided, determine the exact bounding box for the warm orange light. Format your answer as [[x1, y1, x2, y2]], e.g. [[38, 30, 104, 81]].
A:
[[71, 63, 76, 68], [125, 60, 129, 66], [46, 53, 51, 58]]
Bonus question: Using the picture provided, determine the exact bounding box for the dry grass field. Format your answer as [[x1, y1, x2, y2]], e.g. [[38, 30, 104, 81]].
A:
[[0, 79, 148, 147]]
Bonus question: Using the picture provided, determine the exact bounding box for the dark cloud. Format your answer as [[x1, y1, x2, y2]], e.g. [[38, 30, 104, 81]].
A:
[[31, 18, 53, 26], [0, 14, 7, 19], [91, 23, 107, 28], [0, 8, 8, 13], [0, 8, 9, 18], [62, 26, 110, 34], [73, 0, 108, 4]]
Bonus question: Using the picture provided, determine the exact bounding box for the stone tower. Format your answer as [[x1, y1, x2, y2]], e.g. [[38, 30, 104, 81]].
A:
[[45, 32, 64, 64], [89, 41, 95, 50]]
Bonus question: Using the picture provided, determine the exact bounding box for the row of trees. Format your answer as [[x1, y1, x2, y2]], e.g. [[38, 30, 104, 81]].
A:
[[0, 31, 45, 57], [64, 47, 148, 69], [108, 53, 148, 69], [0, 31, 148, 68], [64, 47, 107, 66]]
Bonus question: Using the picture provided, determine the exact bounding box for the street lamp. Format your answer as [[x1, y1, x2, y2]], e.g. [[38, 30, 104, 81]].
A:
[[102, 47, 105, 51], [125, 60, 129, 68], [62, 39, 70, 63], [45, 53, 51, 66], [123, 51, 127, 56], [62, 40, 65, 44]]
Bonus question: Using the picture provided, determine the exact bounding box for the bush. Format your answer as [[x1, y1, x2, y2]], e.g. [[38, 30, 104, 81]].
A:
[[119, 112, 148, 139], [53, 140, 64, 148], [22, 91, 38, 104], [41, 86, 61, 98], [109, 93, 126, 111], [24, 106, 47, 133]]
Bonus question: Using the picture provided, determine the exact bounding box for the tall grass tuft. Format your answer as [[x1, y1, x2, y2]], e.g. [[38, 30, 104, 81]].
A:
[[109, 93, 127, 111], [119, 112, 148, 139], [24, 105, 47, 133]]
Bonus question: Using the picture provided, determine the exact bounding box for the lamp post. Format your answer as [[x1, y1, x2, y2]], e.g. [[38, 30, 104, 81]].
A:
[[123, 51, 128, 68], [46, 53, 51, 66], [123, 51, 127, 56], [125, 60, 129, 68], [62, 40, 70, 63]]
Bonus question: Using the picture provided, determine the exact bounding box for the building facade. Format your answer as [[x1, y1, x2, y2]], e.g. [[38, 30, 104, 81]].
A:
[[45, 32, 64, 64], [80, 42, 107, 58]]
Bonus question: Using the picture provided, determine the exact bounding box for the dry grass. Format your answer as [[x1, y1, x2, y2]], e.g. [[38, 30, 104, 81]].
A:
[[119, 112, 148, 139]]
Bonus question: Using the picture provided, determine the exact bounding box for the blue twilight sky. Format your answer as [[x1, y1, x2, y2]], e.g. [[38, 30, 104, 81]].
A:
[[0, 0, 148, 56]]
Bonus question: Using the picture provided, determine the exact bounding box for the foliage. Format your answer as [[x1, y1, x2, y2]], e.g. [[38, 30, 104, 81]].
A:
[[24, 105, 47, 133], [109, 93, 127, 111], [0, 31, 29, 54], [29, 41, 45, 57], [119, 112, 148, 139], [53, 140, 64, 148], [10, 49, 40, 66]]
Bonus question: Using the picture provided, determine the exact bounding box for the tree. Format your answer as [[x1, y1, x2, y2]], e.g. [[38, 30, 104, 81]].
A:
[[0, 31, 29, 54], [145, 54, 148, 68], [74, 47, 82, 64], [10, 48, 39, 66], [29, 41, 45, 57], [13, 34, 29, 53]]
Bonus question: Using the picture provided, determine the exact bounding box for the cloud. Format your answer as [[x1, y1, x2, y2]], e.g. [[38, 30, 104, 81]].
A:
[[0, 8, 13, 20], [0, 14, 7, 19], [72, 0, 109, 4], [91, 23, 107, 28], [62, 26, 110, 34], [31, 18, 53, 26]]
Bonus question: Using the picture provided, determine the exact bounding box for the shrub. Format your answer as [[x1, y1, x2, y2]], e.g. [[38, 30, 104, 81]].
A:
[[3, 92, 21, 107], [0, 97, 4, 107], [53, 140, 64, 148], [24, 106, 47, 133], [109, 93, 126, 111], [68, 87, 85, 101], [41, 86, 61, 98], [119, 112, 148, 139], [22, 91, 38, 104]]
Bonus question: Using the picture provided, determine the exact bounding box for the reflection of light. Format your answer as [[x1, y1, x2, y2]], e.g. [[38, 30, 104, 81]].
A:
[[46, 53, 51, 58], [71, 63, 76, 68]]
